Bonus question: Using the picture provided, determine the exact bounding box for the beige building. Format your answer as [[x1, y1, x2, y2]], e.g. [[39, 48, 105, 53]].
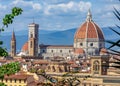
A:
[[44, 56, 120, 86], [0, 73, 38, 86]]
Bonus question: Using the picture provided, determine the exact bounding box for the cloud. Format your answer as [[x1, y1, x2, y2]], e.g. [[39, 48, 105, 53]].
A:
[[105, 4, 120, 11], [101, 12, 113, 18], [12, 0, 41, 11], [44, 1, 91, 15], [0, 0, 118, 31], [32, 3, 41, 10], [0, 4, 7, 10]]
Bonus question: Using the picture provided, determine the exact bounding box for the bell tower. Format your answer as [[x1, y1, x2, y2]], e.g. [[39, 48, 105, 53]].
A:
[[28, 23, 39, 56], [11, 30, 16, 57], [91, 56, 109, 76]]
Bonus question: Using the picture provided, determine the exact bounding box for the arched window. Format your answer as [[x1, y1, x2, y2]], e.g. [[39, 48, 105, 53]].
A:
[[52, 66, 56, 72], [60, 50, 62, 53], [58, 66, 63, 72], [30, 41, 32, 48], [48, 66, 51, 70], [30, 33, 33, 38], [90, 43, 93, 46], [93, 60, 99, 71], [12, 45, 14, 48], [80, 43, 83, 46], [51, 50, 53, 53], [69, 50, 71, 53], [43, 50, 45, 53]]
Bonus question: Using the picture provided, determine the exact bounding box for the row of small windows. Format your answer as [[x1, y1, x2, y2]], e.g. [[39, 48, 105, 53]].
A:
[[42, 50, 71, 53], [80, 43, 93, 46], [30, 33, 37, 38], [51, 50, 63, 53], [1, 79, 26, 83], [80, 43, 103, 47]]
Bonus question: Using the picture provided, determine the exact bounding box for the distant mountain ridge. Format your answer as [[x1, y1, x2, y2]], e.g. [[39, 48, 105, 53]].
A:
[[0, 27, 119, 52]]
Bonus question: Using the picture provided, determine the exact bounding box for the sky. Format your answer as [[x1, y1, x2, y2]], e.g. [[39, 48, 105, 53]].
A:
[[0, 0, 120, 32]]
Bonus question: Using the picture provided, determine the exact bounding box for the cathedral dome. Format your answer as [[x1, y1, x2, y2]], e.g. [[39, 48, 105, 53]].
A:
[[21, 42, 28, 52], [74, 10, 104, 40]]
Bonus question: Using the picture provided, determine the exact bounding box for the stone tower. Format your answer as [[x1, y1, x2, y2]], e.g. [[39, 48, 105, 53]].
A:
[[28, 23, 39, 56], [91, 56, 109, 76], [11, 31, 16, 57]]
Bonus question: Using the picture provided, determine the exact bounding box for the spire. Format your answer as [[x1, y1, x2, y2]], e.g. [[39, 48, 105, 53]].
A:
[[11, 30, 16, 41], [86, 9, 92, 21]]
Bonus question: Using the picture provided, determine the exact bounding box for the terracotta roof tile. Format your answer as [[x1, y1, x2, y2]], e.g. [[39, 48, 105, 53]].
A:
[[22, 42, 28, 51], [33, 60, 49, 64], [4, 74, 30, 80], [74, 21, 104, 40], [0, 60, 6, 63]]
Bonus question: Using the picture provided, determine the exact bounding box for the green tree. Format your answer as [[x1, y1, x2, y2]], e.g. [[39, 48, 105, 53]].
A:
[[0, 7, 23, 57], [0, 62, 20, 86], [0, 82, 7, 86], [0, 62, 20, 78], [0, 7, 22, 86]]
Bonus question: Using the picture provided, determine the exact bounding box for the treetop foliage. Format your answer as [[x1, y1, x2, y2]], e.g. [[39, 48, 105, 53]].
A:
[[0, 7, 23, 57]]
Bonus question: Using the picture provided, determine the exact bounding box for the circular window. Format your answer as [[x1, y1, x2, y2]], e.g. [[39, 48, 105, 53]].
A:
[[90, 43, 93, 46], [80, 43, 83, 46]]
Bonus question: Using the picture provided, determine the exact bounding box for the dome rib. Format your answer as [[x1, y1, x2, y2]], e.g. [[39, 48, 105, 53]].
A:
[[74, 10, 104, 40], [74, 21, 104, 40], [74, 22, 87, 39], [91, 21, 98, 38], [85, 22, 89, 39], [94, 24, 104, 40]]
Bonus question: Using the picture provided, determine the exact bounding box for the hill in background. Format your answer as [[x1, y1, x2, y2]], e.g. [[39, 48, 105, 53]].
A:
[[0, 27, 118, 52]]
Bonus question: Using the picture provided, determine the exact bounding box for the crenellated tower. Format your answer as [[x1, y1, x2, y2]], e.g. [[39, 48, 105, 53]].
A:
[[28, 23, 39, 56]]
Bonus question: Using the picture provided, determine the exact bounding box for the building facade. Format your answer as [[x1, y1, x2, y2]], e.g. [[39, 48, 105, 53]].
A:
[[18, 10, 107, 59], [74, 10, 105, 57], [28, 23, 39, 56], [9, 9, 120, 86]]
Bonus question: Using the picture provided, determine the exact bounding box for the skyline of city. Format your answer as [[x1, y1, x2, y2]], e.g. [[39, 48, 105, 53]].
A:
[[0, 1, 120, 86]]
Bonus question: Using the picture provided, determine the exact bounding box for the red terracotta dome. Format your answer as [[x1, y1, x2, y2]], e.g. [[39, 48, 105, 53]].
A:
[[74, 10, 104, 40], [21, 42, 28, 52], [74, 48, 85, 54]]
